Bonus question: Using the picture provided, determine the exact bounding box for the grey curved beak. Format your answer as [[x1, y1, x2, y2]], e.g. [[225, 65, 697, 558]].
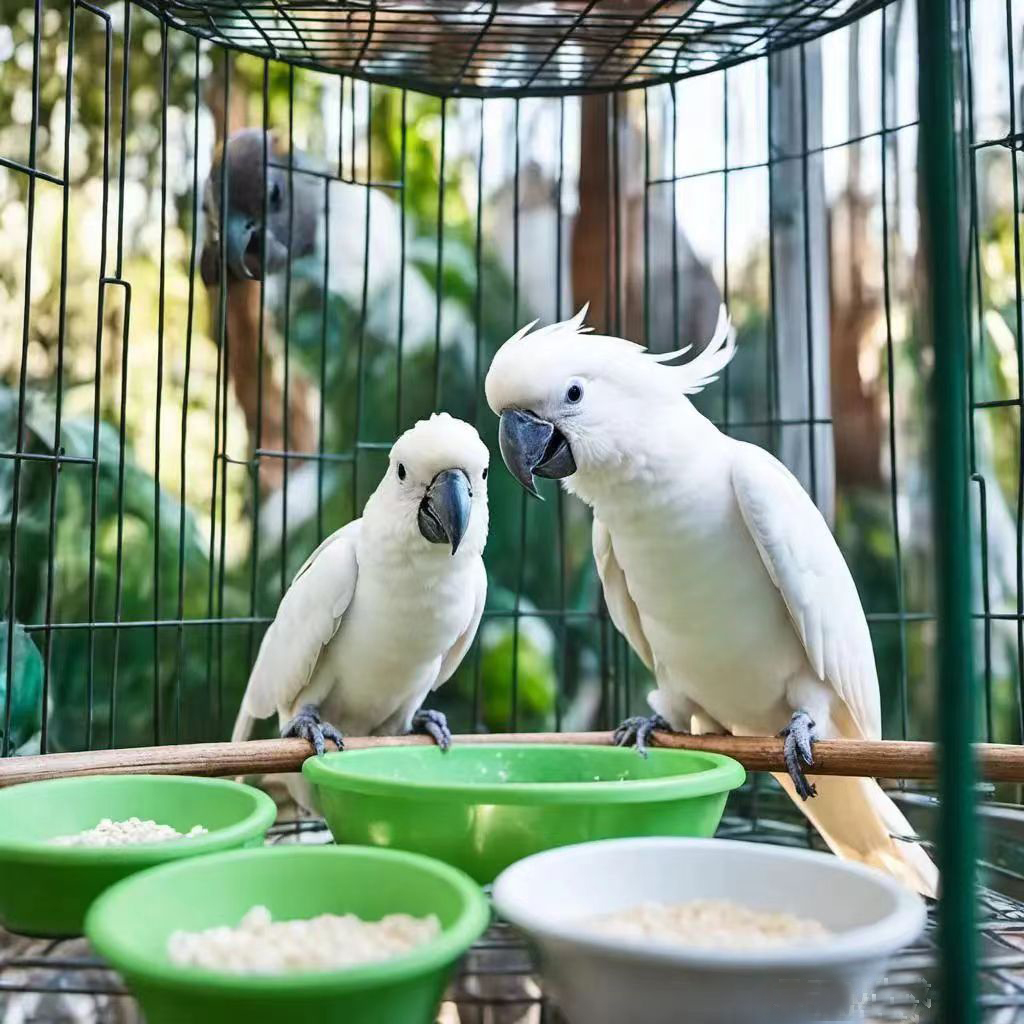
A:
[[225, 209, 258, 281], [498, 409, 577, 499], [418, 468, 472, 555]]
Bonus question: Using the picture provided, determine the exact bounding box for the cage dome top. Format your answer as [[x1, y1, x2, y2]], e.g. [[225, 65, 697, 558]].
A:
[[141, 0, 890, 98]]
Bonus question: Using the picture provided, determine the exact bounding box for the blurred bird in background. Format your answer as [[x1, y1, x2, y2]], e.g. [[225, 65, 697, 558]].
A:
[[201, 128, 473, 532], [201, 128, 319, 495]]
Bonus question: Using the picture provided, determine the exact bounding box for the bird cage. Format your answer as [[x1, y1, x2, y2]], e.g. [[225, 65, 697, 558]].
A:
[[0, 0, 1021, 1021]]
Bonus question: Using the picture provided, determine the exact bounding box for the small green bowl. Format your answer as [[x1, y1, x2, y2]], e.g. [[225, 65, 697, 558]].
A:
[[0, 774, 277, 936], [85, 845, 491, 1024], [304, 743, 746, 883]]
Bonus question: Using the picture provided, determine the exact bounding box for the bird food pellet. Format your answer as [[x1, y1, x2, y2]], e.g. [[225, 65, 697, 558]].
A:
[[50, 818, 208, 847], [167, 906, 441, 974], [582, 899, 829, 950]]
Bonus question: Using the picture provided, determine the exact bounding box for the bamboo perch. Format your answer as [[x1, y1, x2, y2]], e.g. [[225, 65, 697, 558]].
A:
[[4, 733, 1024, 787]]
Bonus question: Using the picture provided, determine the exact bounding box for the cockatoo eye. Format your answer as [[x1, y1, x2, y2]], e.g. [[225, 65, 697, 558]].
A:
[[566, 381, 584, 404], [482, 468, 488, 480], [397, 463, 407, 481]]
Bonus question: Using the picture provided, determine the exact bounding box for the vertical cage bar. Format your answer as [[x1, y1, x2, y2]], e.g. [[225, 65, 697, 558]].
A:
[[39, 0, 77, 755], [721, 69, 731, 430], [108, 0, 135, 746], [177, 36, 203, 744], [279, 67, 297, 600], [3, 0, 42, 758], [352, 80, 373, 520], [85, 7, 114, 752], [917, 2, 977, 1020], [396, 89, 408, 430], [471, 97, 485, 732], [153, 18, 170, 746], [880, 5, 909, 741], [511, 97, 525, 731], [798, 43, 818, 504], [962, 2, 995, 742], [434, 97, 447, 412], [555, 95, 567, 732]]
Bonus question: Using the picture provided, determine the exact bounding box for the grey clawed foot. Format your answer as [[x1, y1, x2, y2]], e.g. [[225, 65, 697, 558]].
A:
[[780, 709, 818, 800], [613, 714, 673, 759], [412, 708, 453, 752], [281, 704, 344, 755]]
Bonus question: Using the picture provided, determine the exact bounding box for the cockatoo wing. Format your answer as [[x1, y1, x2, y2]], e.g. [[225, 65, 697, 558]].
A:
[[241, 519, 361, 719], [731, 442, 881, 741], [592, 516, 655, 672], [433, 560, 487, 690]]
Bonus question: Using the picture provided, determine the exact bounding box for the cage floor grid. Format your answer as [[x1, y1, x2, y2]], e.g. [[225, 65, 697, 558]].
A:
[[2, 818, 1024, 1024]]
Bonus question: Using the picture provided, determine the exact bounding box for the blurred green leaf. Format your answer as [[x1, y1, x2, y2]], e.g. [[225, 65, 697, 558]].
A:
[[0, 619, 43, 751]]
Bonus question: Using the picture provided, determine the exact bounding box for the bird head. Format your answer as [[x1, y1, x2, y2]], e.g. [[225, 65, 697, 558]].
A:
[[200, 129, 319, 286], [366, 413, 490, 559], [484, 304, 736, 497]]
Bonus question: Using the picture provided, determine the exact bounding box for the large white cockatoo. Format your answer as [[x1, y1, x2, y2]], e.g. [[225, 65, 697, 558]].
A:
[[232, 413, 489, 807], [484, 307, 937, 896]]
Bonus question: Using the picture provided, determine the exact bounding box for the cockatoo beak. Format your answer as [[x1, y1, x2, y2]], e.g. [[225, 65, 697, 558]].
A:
[[225, 208, 260, 281], [418, 468, 473, 555], [498, 409, 576, 499]]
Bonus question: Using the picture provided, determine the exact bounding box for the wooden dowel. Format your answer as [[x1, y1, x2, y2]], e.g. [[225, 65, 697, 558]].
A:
[[3, 733, 1024, 787]]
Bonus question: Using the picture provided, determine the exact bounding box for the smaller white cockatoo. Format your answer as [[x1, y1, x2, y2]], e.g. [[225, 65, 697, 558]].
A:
[[484, 306, 938, 896], [232, 414, 489, 804]]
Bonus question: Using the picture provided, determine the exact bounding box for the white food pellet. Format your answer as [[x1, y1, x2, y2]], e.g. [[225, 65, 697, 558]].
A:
[[582, 899, 829, 950], [49, 817, 208, 847], [167, 906, 441, 974]]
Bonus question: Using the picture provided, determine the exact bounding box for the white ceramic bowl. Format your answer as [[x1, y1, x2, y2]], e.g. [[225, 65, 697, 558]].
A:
[[492, 837, 926, 1024]]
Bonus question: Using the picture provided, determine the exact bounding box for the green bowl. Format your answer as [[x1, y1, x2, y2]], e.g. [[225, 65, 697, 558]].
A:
[[85, 845, 491, 1024], [0, 774, 277, 936], [304, 743, 745, 883]]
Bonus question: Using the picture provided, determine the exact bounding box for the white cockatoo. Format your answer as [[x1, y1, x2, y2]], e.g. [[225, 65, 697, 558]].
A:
[[484, 307, 938, 896], [231, 413, 490, 807]]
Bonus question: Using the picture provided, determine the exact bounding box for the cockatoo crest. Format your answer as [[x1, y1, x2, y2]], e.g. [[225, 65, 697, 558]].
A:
[[390, 411, 490, 480], [494, 303, 736, 399]]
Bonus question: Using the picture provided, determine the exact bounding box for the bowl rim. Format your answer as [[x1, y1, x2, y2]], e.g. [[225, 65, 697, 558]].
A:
[[492, 836, 927, 970], [0, 774, 278, 865], [85, 845, 492, 994], [302, 743, 746, 804]]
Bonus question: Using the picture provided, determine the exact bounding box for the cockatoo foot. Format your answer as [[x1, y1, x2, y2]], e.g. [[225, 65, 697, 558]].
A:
[[412, 708, 453, 752], [281, 704, 344, 756], [780, 710, 818, 800], [613, 714, 673, 759]]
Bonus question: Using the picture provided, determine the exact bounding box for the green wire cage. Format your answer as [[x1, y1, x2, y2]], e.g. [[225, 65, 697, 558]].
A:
[[0, 0, 1018, 1020]]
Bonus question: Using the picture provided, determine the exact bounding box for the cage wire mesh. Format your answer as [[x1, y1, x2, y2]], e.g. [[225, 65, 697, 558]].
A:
[[2, 0, 1024, 1019]]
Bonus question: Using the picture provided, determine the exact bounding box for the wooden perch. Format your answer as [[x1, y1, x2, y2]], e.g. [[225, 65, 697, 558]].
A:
[[4, 733, 1024, 788]]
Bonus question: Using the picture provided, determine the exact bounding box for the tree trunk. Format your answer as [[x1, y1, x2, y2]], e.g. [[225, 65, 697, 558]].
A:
[[829, 20, 883, 488], [769, 41, 836, 523]]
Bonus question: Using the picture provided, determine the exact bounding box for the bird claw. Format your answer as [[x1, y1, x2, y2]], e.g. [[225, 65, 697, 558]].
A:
[[281, 704, 344, 755], [780, 710, 818, 800], [412, 708, 453, 752], [613, 714, 673, 759]]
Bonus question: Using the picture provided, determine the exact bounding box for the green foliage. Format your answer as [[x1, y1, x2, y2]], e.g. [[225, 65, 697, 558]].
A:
[[0, 384, 220, 751], [0, 620, 43, 752]]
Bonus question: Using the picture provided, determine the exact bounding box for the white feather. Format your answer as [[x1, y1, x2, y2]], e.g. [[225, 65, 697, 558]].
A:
[[653, 304, 737, 395], [230, 414, 490, 809], [485, 316, 936, 895], [730, 443, 881, 740]]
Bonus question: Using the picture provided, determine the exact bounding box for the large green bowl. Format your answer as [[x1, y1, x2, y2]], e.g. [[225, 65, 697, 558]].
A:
[[304, 743, 746, 883], [85, 845, 491, 1024], [0, 774, 277, 936]]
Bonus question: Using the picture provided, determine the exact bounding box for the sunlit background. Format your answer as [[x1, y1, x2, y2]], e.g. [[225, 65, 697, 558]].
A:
[[0, 1, 1021, 784]]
